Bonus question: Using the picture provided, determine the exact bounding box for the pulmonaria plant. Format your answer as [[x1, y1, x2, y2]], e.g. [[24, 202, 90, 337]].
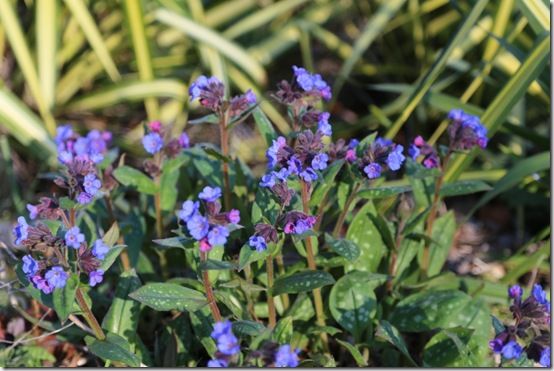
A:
[[490, 284, 550, 367], [178, 186, 241, 252], [141, 120, 190, 177]]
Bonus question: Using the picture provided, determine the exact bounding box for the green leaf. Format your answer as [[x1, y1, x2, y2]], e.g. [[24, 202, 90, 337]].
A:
[[103, 222, 120, 247], [129, 283, 207, 312], [252, 106, 277, 147], [375, 321, 417, 366], [153, 237, 194, 250], [101, 269, 141, 337], [160, 154, 187, 211], [491, 315, 506, 336], [251, 187, 280, 224], [423, 328, 488, 367], [271, 316, 293, 344], [99, 245, 126, 272], [357, 185, 411, 199], [438, 180, 491, 197], [390, 290, 472, 332], [516, 0, 549, 34], [52, 274, 79, 323], [113, 166, 156, 195], [85, 333, 140, 367], [238, 244, 269, 271], [335, 339, 367, 367], [272, 270, 335, 296], [232, 320, 266, 337], [310, 160, 345, 207], [189, 307, 217, 357], [427, 211, 457, 277], [345, 201, 387, 272], [36, 0, 58, 111], [329, 271, 385, 340], [199, 259, 238, 271], [324, 233, 360, 262]]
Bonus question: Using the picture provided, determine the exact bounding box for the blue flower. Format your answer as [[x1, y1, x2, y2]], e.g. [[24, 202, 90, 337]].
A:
[[274, 344, 299, 367], [248, 236, 267, 252], [77, 192, 93, 205], [489, 338, 504, 353], [387, 145, 405, 171], [245, 89, 257, 105], [65, 227, 85, 249], [45, 266, 68, 289], [199, 186, 222, 202], [287, 156, 302, 175], [189, 75, 211, 100], [89, 269, 104, 287], [179, 200, 199, 223], [187, 214, 210, 240], [299, 168, 318, 183], [207, 226, 230, 246], [408, 144, 420, 159], [317, 112, 332, 137], [260, 173, 276, 188], [22, 255, 39, 277], [311, 153, 328, 171], [533, 284, 548, 305], [207, 359, 228, 367], [267, 137, 287, 169], [31, 275, 52, 294], [142, 133, 164, 154], [293, 66, 314, 91], [83, 174, 101, 196], [274, 168, 290, 181], [92, 239, 109, 260], [13, 217, 29, 245], [447, 109, 467, 121], [179, 132, 190, 148], [508, 285, 523, 299], [348, 139, 359, 149], [364, 163, 382, 179], [294, 220, 311, 235], [540, 347, 550, 367], [58, 150, 73, 165], [501, 341, 522, 360], [55, 125, 74, 146], [211, 320, 240, 356]]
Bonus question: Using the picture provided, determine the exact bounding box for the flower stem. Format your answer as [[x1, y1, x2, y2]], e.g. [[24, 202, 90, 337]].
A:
[[274, 253, 290, 310], [75, 288, 105, 340], [300, 181, 329, 351], [200, 251, 222, 322], [332, 183, 361, 238], [266, 256, 277, 329], [219, 110, 232, 210], [243, 264, 259, 321]]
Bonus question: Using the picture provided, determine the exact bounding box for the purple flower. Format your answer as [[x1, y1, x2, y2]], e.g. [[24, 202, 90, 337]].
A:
[[31, 274, 53, 294], [211, 320, 240, 356], [311, 153, 328, 171], [65, 227, 85, 249], [501, 341, 523, 360], [274, 168, 290, 181], [245, 89, 256, 104], [274, 344, 299, 367], [260, 173, 276, 188], [227, 209, 240, 224], [533, 284, 547, 304], [189, 75, 209, 100], [89, 269, 104, 287], [348, 139, 359, 149], [83, 174, 101, 196], [267, 137, 287, 169], [489, 338, 504, 353], [293, 66, 314, 91], [55, 125, 74, 146], [77, 192, 93, 205], [58, 150, 74, 164], [199, 186, 222, 202], [287, 156, 302, 175], [248, 236, 267, 252], [207, 226, 230, 246], [44, 266, 68, 289], [92, 239, 109, 260], [179, 132, 190, 148], [386, 145, 405, 171], [179, 200, 199, 223], [317, 112, 332, 136], [142, 133, 164, 154], [207, 359, 228, 368], [27, 204, 39, 220], [294, 219, 311, 235], [508, 285, 523, 299], [299, 168, 318, 183], [13, 217, 29, 245], [186, 214, 210, 240], [540, 347, 550, 367], [447, 109, 466, 121], [364, 163, 382, 179], [22, 255, 38, 277], [408, 144, 420, 159]]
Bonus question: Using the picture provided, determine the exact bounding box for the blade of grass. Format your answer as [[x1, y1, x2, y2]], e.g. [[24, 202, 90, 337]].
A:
[[384, 0, 488, 139], [444, 34, 550, 181], [204, 0, 257, 28], [64, 0, 121, 81], [65, 79, 187, 112], [332, 0, 406, 101], [36, 0, 58, 111], [516, 0, 549, 35], [0, 0, 56, 135], [0, 88, 56, 160], [155, 7, 267, 85]]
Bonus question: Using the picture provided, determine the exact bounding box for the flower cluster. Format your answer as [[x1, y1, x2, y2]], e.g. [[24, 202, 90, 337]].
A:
[[447, 109, 488, 150], [489, 284, 550, 366], [189, 75, 256, 117], [55, 125, 112, 165], [178, 186, 240, 252], [207, 320, 241, 367], [350, 137, 405, 179], [14, 215, 109, 293], [142, 121, 190, 156], [274, 344, 300, 367], [408, 135, 440, 169], [291, 66, 331, 101]]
